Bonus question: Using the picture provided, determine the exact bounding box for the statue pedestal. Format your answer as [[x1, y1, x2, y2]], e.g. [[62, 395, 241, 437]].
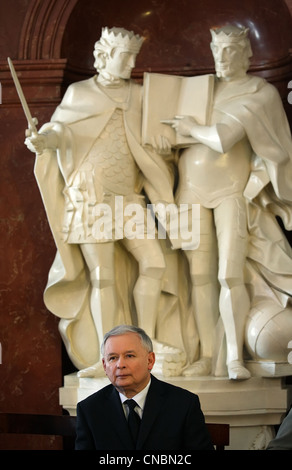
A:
[[60, 373, 291, 450]]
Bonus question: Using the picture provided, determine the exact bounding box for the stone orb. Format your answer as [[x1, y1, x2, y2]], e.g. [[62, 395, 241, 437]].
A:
[[245, 302, 292, 361]]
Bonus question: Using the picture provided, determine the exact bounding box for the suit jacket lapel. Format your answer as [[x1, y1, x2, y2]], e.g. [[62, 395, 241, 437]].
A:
[[137, 375, 165, 449], [107, 386, 135, 449]]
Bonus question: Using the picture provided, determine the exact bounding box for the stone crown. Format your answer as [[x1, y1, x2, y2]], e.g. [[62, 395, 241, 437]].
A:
[[101, 27, 144, 53], [210, 26, 249, 43]]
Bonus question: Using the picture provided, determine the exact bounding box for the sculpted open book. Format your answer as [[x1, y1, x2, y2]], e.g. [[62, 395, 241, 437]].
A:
[[142, 72, 214, 148]]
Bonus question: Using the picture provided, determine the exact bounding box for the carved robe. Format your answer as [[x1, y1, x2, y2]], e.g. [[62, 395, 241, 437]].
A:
[[34, 76, 175, 368]]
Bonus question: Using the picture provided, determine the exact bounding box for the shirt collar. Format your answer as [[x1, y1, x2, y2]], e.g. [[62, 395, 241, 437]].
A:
[[119, 378, 151, 412]]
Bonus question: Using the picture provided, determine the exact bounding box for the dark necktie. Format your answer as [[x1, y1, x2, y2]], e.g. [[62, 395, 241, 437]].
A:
[[124, 399, 141, 444]]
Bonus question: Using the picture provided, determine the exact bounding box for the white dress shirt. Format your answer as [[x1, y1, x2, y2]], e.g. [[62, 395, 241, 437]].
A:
[[119, 378, 151, 419]]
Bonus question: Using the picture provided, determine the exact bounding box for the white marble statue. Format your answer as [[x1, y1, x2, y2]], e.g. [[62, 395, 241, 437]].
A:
[[24, 27, 186, 377], [23, 24, 292, 382], [163, 25, 292, 380]]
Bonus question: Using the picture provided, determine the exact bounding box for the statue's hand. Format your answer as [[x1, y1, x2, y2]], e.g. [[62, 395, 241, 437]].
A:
[[25, 128, 57, 154], [171, 115, 196, 136], [24, 132, 47, 154], [151, 135, 172, 155]]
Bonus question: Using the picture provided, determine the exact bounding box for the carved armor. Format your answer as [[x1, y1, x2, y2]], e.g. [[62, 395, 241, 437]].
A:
[[62, 108, 144, 243]]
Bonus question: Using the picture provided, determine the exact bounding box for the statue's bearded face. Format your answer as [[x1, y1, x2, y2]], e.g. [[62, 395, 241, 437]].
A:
[[211, 41, 249, 80]]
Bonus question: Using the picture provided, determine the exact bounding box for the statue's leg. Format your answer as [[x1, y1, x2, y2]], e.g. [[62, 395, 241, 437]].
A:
[[78, 242, 118, 377], [124, 237, 187, 376], [215, 198, 251, 380], [218, 281, 251, 379], [183, 207, 219, 376], [123, 238, 166, 338]]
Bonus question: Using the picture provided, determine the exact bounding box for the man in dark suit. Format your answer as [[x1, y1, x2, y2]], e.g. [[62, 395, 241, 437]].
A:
[[75, 325, 214, 450], [266, 407, 292, 450]]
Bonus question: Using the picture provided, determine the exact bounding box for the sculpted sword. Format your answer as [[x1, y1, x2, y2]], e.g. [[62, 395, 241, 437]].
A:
[[7, 57, 38, 134]]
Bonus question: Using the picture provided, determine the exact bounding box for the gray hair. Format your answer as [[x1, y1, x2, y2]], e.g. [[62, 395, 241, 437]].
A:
[[101, 324, 153, 356]]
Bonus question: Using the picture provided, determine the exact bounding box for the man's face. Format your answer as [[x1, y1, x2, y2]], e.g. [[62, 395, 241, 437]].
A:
[[211, 41, 247, 80], [102, 333, 155, 397], [105, 48, 137, 80]]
